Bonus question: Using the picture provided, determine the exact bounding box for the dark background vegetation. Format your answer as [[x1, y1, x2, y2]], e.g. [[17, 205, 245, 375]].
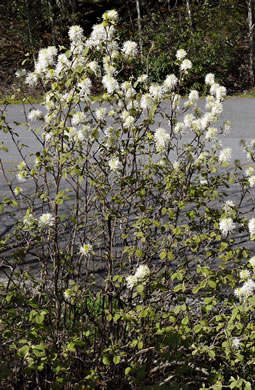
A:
[[0, 0, 255, 96]]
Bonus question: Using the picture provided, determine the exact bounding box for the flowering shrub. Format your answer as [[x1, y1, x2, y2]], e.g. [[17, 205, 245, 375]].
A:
[[1, 10, 255, 389]]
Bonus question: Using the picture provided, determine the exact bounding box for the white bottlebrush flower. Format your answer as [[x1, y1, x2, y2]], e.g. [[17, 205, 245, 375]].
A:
[[234, 287, 243, 300], [163, 74, 178, 91], [180, 59, 192, 71], [219, 148, 232, 163], [245, 167, 255, 176], [216, 86, 227, 100], [68, 25, 84, 42], [23, 213, 36, 227], [247, 151, 253, 161], [176, 49, 187, 60], [103, 61, 116, 76], [188, 90, 199, 102], [88, 61, 99, 75], [174, 122, 184, 135], [154, 128, 170, 151], [200, 113, 213, 131], [223, 200, 235, 213], [210, 82, 220, 96], [158, 159, 166, 166], [78, 78, 92, 97], [14, 187, 23, 196], [200, 177, 207, 185], [102, 74, 119, 94], [240, 279, 255, 298], [16, 171, 27, 183], [248, 176, 255, 187], [122, 41, 138, 57], [38, 213, 54, 229], [249, 218, 255, 237], [195, 151, 208, 166], [79, 243, 93, 256], [240, 269, 251, 280], [103, 9, 118, 22], [149, 84, 164, 100], [137, 74, 148, 83], [25, 72, 38, 86], [76, 129, 86, 141], [135, 265, 150, 280], [205, 127, 217, 141], [140, 93, 153, 110], [34, 156, 41, 167], [126, 265, 150, 289], [108, 157, 121, 171], [205, 73, 215, 86], [184, 113, 195, 128], [211, 101, 223, 117], [95, 107, 106, 121], [219, 217, 235, 236], [121, 81, 131, 91], [126, 275, 137, 289], [172, 93, 180, 109], [232, 337, 241, 349], [249, 256, 255, 267], [71, 111, 86, 126], [15, 68, 26, 78], [173, 161, 180, 171], [91, 23, 106, 43], [123, 115, 135, 128], [35, 46, 57, 72], [64, 289, 72, 300], [17, 161, 26, 170]]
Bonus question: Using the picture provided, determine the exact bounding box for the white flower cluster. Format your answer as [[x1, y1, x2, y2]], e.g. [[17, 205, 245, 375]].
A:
[[108, 157, 121, 171], [38, 213, 54, 229], [244, 166, 255, 188], [219, 148, 232, 164], [249, 218, 255, 238], [126, 265, 150, 289], [154, 128, 170, 152], [234, 278, 255, 301], [79, 243, 93, 256], [223, 200, 235, 214], [28, 109, 43, 122], [16, 161, 28, 183], [234, 256, 255, 301], [23, 212, 54, 230], [122, 41, 138, 57], [219, 217, 235, 237]]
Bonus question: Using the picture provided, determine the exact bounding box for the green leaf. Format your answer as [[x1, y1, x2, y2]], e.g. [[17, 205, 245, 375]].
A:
[[135, 249, 143, 258], [182, 316, 189, 325], [65, 78, 73, 88], [103, 356, 111, 366], [32, 344, 46, 357], [208, 280, 216, 288], [212, 382, 222, 390], [136, 284, 144, 295], [17, 345, 30, 358], [113, 355, 121, 365], [194, 324, 202, 333]]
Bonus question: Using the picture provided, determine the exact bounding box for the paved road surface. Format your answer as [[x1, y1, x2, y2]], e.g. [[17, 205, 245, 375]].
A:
[[0, 98, 255, 284], [1, 97, 254, 165]]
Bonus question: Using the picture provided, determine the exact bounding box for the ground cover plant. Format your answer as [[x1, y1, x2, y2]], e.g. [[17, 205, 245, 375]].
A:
[[1, 9, 255, 389]]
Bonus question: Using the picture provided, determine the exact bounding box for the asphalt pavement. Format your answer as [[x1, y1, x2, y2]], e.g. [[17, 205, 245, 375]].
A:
[[1, 97, 254, 165], [0, 97, 255, 285]]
